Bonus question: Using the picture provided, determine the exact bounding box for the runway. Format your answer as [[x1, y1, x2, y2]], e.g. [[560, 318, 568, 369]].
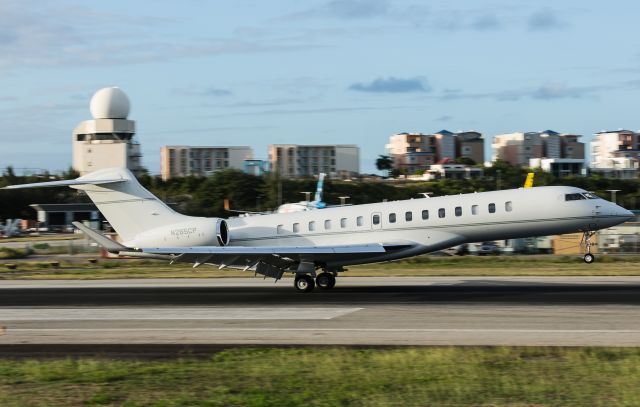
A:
[[1, 276, 640, 346]]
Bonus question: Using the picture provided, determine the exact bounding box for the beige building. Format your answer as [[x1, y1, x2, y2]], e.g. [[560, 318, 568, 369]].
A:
[[72, 87, 145, 176], [455, 131, 484, 164], [590, 130, 640, 178], [160, 146, 253, 180], [492, 132, 544, 166], [493, 130, 584, 168], [386, 130, 484, 173], [268, 144, 359, 178]]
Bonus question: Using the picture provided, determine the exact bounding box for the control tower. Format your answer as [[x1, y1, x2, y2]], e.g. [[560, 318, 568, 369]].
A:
[[72, 87, 145, 175]]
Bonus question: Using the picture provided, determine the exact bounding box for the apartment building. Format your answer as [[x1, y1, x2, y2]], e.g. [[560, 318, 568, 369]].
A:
[[493, 130, 585, 176], [590, 130, 640, 178], [160, 146, 253, 180], [386, 130, 484, 173], [268, 144, 359, 178]]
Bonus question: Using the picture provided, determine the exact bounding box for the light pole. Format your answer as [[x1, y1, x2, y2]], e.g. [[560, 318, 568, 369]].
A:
[[606, 189, 621, 204]]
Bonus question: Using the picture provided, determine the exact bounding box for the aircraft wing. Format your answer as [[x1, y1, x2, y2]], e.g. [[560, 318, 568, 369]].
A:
[[142, 244, 386, 255], [140, 243, 392, 272]]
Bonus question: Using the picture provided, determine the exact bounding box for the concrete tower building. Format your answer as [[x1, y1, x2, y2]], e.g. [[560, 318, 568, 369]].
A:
[[72, 87, 145, 176]]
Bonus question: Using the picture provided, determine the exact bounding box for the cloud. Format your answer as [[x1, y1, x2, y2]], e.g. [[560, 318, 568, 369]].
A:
[[435, 115, 453, 122], [471, 15, 501, 30], [284, 0, 391, 20], [171, 86, 232, 98], [0, 1, 322, 72], [528, 9, 566, 31], [203, 87, 232, 97], [349, 77, 430, 93], [532, 82, 597, 100], [440, 82, 599, 102]]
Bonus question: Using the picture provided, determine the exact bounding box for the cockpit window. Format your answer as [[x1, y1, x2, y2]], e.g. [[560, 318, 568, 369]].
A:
[[565, 193, 586, 201], [582, 192, 600, 200]]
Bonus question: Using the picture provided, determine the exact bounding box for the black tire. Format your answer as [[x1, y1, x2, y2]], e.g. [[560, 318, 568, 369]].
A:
[[583, 253, 595, 264], [294, 275, 315, 292], [316, 273, 336, 290]]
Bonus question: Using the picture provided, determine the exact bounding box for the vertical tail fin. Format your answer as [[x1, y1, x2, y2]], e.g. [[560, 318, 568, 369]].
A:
[[3, 167, 188, 243], [71, 168, 187, 242], [314, 173, 326, 202]]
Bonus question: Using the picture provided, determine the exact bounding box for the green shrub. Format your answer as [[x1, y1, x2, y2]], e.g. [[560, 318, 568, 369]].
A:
[[0, 247, 27, 259]]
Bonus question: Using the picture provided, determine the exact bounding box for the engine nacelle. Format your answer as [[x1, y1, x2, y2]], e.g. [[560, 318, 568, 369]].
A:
[[128, 217, 230, 248]]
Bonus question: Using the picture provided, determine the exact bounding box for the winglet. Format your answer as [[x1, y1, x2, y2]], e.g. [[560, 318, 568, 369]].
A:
[[72, 221, 129, 252], [524, 173, 534, 188]]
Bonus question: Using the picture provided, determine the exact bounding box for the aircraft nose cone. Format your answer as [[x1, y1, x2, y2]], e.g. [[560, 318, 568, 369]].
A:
[[622, 208, 635, 220]]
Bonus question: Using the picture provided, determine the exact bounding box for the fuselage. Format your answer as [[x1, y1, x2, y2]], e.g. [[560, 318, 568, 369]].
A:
[[225, 186, 633, 267]]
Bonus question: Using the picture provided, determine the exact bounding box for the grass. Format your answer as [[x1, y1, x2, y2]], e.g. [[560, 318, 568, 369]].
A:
[[0, 255, 639, 279], [0, 247, 28, 260], [0, 234, 82, 243], [0, 347, 639, 406], [0, 255, 638, 279]]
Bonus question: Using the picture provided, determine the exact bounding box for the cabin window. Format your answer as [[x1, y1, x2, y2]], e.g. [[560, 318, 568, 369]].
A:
[[372, 214, 380, 225], [405, 211, 412, 221], [565, 193, 586, 201], [309, 221, 316, 231], [505, 201, 513, 212], [488, 203, 496, 213], [455, 206, 462, 217], [324, 220, 331, 230], [438, 208, 445, 218], [389, 213, 396, 223], [340, 218, 347, 228], [293, 223, 300, 233], [422, 210, 429, 220], [471, 205, 478, 215], [277, 224, 285, 234], [357, 216, 364, 226]]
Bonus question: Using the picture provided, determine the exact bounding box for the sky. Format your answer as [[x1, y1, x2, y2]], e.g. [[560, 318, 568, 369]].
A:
[[1, 0, 640, 175]]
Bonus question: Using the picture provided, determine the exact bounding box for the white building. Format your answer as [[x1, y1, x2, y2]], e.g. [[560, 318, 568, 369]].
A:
[[160, 146, 253, 180], [268, 144, 359, 178], [529, 158, 585, 177], [590, 130, 640, 178], [72, 87, 145, 176]]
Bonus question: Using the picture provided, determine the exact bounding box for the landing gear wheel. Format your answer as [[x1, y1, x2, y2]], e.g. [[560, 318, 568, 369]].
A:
[[316, 272, 336, 289], [583, 253, 595, 264], [294, 274, 315, 292]]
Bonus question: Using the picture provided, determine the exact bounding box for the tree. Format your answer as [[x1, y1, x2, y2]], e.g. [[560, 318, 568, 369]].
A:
[[454, 156, 476, 166], [375, 155, 394, 172]]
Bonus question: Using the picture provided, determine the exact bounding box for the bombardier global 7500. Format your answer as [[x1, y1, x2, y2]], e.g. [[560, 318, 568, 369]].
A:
[[4, 167, 634, 292]]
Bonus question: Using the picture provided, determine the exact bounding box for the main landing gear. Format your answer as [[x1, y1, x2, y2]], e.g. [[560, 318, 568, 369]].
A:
[[581, 231, 597, 264], [294, 272, 337, 292]]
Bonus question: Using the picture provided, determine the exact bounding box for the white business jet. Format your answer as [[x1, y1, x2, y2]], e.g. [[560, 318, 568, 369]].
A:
[[3, 167, 633, 292]]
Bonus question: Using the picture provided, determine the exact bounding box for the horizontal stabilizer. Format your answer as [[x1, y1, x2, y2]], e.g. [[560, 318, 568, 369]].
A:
[[72, 221, 129, 252], [2, 178, 123, 190], [142, 243, 386, 255]]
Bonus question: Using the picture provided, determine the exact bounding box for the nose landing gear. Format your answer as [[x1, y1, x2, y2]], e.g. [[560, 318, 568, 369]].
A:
[[581, 231, 597, 264]]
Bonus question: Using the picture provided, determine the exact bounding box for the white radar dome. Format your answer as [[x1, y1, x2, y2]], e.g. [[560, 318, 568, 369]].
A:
[[89, 87, 131, 119]]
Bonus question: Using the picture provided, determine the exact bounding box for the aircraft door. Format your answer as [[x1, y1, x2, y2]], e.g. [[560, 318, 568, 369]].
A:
[[371, 212, 382, 230]]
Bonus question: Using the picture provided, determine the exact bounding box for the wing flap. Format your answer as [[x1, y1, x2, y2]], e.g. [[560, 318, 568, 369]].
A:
[[141, 243, 386, 255]]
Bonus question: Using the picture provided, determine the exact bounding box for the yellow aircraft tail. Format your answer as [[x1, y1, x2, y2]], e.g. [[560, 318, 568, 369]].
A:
[[524, 172, 534, 188]]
